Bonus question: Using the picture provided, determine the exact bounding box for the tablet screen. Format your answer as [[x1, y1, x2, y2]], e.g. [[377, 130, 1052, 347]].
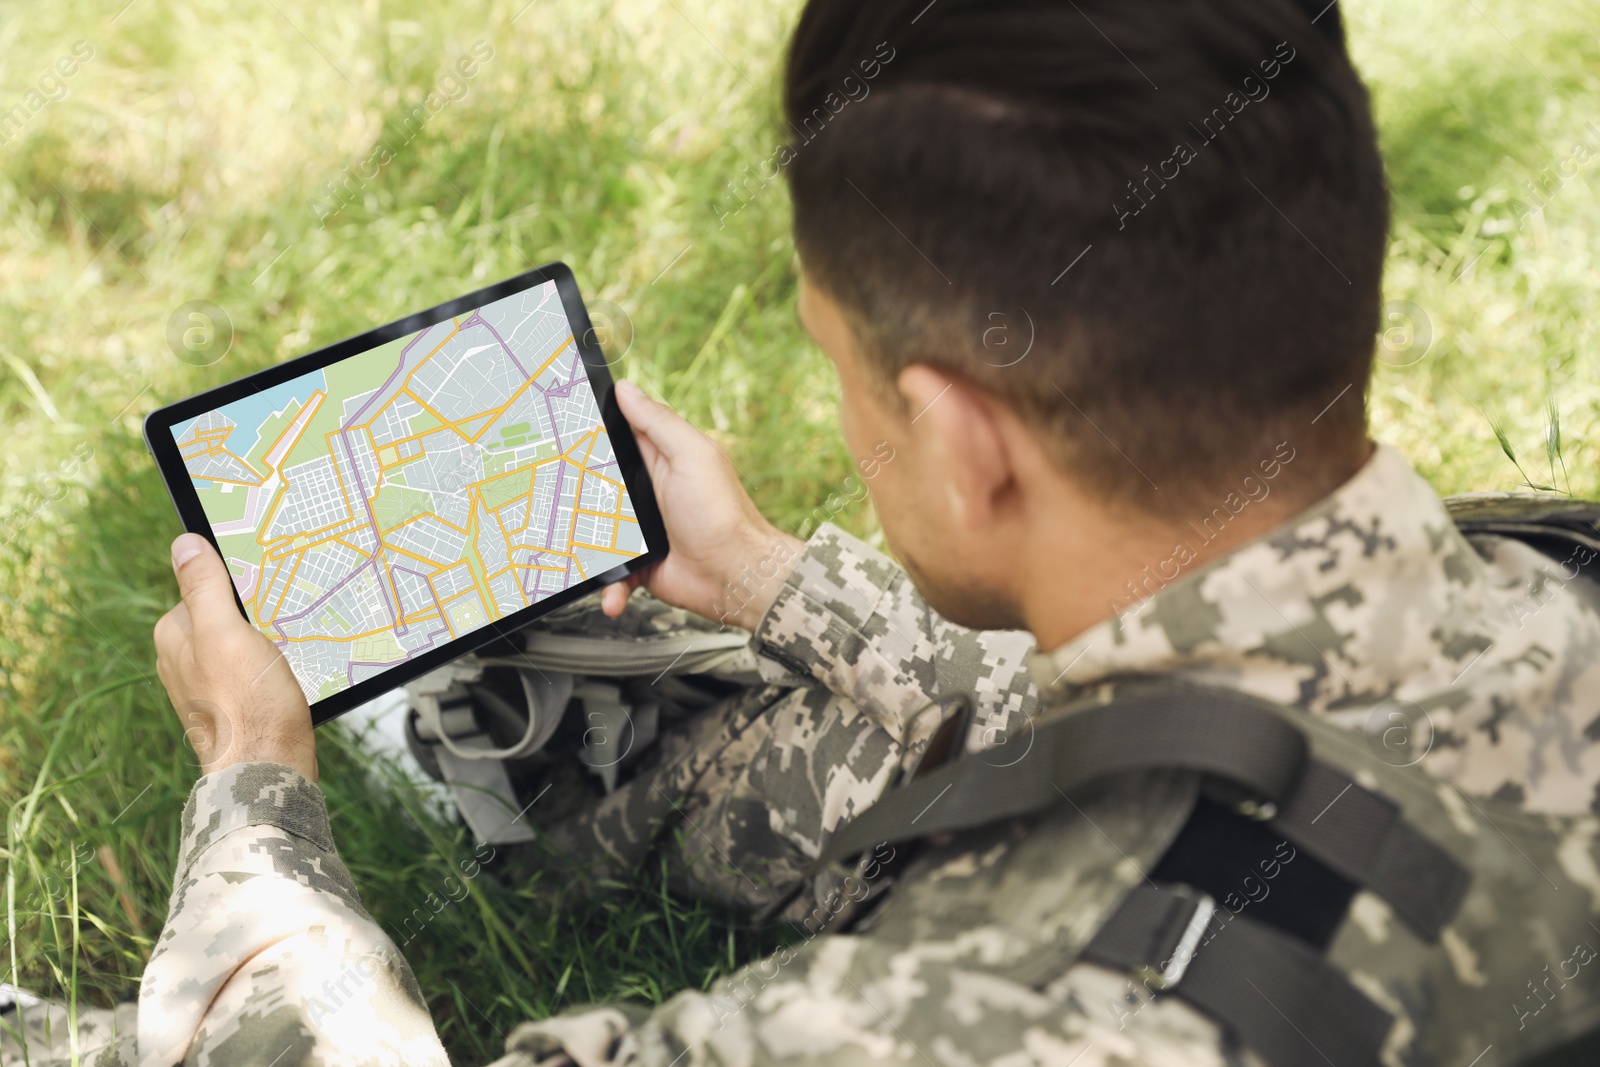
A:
[[167, 278, 646, 703]]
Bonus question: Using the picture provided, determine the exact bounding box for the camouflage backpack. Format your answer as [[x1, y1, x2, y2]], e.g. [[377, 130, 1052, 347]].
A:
[[403, 591, 766, 846], [402, 495, 1600, 1067]]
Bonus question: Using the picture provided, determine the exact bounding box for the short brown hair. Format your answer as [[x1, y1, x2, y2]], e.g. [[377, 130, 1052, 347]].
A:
[[784, 0, 1387, 514]]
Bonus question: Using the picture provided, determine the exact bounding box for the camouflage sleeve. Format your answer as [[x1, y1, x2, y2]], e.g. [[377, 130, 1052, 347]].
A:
[[492, 780, 1246, 1067], [487, 944, 1239, 1067], [751, 523, 1038, 754], [138, 762, 449, 1067]]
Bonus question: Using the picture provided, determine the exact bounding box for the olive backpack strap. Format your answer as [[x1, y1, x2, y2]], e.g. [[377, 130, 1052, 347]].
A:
[[799, 680, 1474, 1067], [809, 683, 1470, 944]]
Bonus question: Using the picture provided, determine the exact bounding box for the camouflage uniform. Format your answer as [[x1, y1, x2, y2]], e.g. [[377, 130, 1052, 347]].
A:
[[12, 443, 1600, 1065]]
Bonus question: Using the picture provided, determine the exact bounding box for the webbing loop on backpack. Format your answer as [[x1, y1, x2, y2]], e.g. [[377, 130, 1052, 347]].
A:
[[1269, 759, 1469, 941]]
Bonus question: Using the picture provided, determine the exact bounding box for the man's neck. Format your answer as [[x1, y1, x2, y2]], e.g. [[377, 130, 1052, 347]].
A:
[[1019, 441, 1375, 652]]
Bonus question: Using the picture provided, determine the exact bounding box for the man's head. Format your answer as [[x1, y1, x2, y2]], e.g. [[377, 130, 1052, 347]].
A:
[[786, 0, 1388, 636]]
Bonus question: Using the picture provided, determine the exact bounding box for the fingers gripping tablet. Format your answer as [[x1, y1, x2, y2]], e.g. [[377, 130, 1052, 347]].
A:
[[144, 263, 668, 725]]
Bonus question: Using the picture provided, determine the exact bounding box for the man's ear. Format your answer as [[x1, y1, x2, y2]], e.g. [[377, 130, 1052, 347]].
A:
[[897, 364, 1013, 531]]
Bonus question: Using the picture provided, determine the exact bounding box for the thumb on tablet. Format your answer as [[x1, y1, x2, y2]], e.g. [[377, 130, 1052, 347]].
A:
[[615, 380, 695, 459], [171, 533, 243, 631]]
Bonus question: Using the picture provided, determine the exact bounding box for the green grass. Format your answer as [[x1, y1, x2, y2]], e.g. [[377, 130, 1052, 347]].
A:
[[2, 0, 1599, 1061]]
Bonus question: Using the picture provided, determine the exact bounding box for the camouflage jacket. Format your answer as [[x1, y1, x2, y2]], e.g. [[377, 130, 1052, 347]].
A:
[[98, 444, 1600, 1065]]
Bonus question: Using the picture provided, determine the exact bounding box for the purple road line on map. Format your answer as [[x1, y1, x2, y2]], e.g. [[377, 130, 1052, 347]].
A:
[[347, 327, 430, 427], [273, 554, 376, 629], [278, 305, 585, 657], [544, 463, 566, 556], [284, 323, 450, 641], [542, 392, 565, 451], [335, 428, 406, 633], [393, 564, 449, 625], [318, 324, 441, 635], [546, 357, 578, 399], [518, 549, 550, 599], [467, 311, 533, 379]]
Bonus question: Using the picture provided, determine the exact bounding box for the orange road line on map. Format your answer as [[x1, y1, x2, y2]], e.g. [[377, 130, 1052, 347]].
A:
[[335, 534, 375, 558], [582, 469, 625, 490], [380, 510, 471, 539], [565, 483, 587, 548], [433, 560, 474, 587], [554, 431, 601, 554], [256, 478, 292, 548], [464, 376, 544, 445], [376, 512, 431, 538], [573, 507, 621, 519], [282, 622, 401, 643], [395, 324, 464, 403], [377, 357, 553, 459], [425, 574, 459, 638], [376, 451, 420, 475], [263, 551, 305, 625], [511, 562, 570, 572], [440, 507, 473, 536], [559, 429, 597, 461], [358, 327, 571, 444], [364, 425, 431, 452], [261, 514, 362, 556], [381, 542, 454, 570], [287, 521, 362, 550], [251, 556, 285, 624], [194, 474, 263, 487], [445, 336, 576, 448], [476, 461, 538, 503], [263, 391, 326, 471], [399, 386, 453, 428], [528, 334, 574, 383], [320, 429, 360, 524], [437, 584, 483, 607], [454, 585, 494, 624], [252, 557, 283, 627], [255, 399, 348, 547], [494, 509, 515, 551], [510, 546, 576, 562], [571, 541, 625, 554], [363, 425, 387, 468], [466, 492, 503, 614]]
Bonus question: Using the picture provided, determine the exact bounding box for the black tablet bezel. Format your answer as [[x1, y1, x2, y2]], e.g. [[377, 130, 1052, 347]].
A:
[[143, 261, 668, 726]]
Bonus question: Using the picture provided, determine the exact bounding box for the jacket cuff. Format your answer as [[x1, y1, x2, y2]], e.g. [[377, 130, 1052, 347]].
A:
[[174, 761, 336, 882], [750, 523, 940, 738]]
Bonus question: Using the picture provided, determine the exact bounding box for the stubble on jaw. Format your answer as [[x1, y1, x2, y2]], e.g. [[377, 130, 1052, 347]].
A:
[[898, 545, 1024, 632]]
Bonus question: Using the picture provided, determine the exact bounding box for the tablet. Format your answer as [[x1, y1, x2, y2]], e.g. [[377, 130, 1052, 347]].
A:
[[144, 262, 668, 725]]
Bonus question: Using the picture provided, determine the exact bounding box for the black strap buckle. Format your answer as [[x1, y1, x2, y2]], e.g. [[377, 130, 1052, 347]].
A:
[[1134, 888, 1216, 992]]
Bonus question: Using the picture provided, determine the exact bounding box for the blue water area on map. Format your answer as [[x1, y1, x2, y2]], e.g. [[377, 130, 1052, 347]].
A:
[[171, 371, 329, 462]]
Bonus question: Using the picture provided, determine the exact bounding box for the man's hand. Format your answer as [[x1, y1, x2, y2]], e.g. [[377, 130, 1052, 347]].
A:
[[601, 380, 803, 630], [153, 533, 317, 781]]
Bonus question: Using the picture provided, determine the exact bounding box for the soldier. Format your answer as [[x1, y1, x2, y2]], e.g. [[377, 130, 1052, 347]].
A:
[[14, 0, 1600, 1064]]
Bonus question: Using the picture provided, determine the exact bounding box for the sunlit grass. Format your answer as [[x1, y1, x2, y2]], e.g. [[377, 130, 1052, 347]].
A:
[[2, 0, 1598, 1061]]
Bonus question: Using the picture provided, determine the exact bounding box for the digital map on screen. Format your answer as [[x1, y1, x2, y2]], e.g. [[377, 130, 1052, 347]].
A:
[[172, 279, 645, 702]]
